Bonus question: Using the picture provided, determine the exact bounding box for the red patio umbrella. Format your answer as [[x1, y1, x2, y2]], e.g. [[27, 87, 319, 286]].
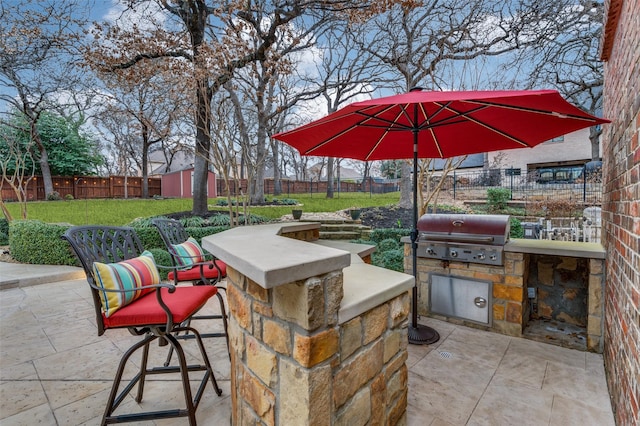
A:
[[272, 88, 609, 344]]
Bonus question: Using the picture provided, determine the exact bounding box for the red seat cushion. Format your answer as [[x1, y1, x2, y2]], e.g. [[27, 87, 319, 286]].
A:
[[168, 260, 227, 282], [103, 285, 217, 329]]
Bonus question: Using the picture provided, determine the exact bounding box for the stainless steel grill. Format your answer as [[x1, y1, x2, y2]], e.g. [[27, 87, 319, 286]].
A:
[[416, 214, 510, 266]]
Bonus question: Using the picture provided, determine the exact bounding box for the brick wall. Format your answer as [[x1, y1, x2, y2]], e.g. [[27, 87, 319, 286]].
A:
[[601, 0, 640, 424]]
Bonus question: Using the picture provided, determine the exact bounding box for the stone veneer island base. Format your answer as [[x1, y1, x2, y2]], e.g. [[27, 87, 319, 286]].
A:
[[202, 222, 414, 425]]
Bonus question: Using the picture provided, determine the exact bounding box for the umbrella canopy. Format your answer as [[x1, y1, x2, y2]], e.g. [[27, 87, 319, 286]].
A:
[[272, 88, 609, 345], [273, 89, 609, 161]]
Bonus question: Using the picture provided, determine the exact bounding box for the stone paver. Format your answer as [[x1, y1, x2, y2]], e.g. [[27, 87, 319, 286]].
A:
[[0, 264, 614, 425]]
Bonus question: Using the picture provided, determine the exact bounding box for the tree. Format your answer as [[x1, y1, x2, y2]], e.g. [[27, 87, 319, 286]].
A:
[[91, 64, 187, 197], [358, 0, 581, 208], [513, 1, 605, 160], [0, 110, 103, 177], [0, 120, 35, 220], [0, 0, 90, 199], [380, 160, 403, 179], [88, 1, 397, 215], [308, 20, 388, 198]]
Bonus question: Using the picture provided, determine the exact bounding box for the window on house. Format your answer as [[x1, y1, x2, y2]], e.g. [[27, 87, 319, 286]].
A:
[[546, 135, 565, 143]]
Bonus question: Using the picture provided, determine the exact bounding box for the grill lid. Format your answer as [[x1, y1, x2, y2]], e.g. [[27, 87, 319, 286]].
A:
[[417, 214, 510, 245]]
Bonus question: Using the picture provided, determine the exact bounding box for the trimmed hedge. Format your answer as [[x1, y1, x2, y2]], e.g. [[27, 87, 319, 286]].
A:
[[147, 248, 172, 281], [6, 218, 231, 266], [0, 218, 8, 245], [9, 220, 77, 265], [369, 228, 411, 243]]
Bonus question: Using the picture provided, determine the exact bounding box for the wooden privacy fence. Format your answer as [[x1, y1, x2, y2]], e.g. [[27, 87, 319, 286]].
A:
[[1, 175, 161, 201], [217, 178, 400, 197], [2, 175, 398, 201]]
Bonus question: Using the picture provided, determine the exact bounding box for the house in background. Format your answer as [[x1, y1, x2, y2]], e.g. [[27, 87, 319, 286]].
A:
[[148, 150, 194, 176], [428, 128, 595, 177], [307, 162, 362, 181], [486, 128, 597, 172]]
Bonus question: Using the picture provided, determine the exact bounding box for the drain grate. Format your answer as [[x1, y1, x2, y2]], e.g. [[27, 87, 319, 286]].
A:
[[439, 351, 453, 359]]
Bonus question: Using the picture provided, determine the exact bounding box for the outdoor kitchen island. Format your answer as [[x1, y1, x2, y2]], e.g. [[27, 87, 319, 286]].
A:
[[202, 222, 414, 425], [405, 234, 606, 353]]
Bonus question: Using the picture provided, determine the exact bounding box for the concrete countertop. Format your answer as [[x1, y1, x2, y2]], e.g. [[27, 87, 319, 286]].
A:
[[202, 222, 414, 324], [312, 239, 376, 264], [402, 236, 606, 259], [504, 238, 606, 259], [201, 222, 350, 289]]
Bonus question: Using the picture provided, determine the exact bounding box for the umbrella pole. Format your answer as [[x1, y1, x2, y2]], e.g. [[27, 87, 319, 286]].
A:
[[408, 126, 439, 345]]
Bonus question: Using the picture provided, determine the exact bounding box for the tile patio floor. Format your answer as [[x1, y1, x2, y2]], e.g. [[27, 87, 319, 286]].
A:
[[0, 272, 615, 425]]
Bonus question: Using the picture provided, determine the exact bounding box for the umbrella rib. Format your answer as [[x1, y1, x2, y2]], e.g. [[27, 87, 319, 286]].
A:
[[465, 99, 601, 122], [304, 104, 403, 155], [364, 107, 409, 161], [437, 102, 531, 147], [418, 102, 445, 157]]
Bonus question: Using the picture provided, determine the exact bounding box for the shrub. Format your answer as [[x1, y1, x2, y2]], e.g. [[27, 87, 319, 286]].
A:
[[180, 216, 205, 228], [487, 188, 511, 211], [46, 191, 62, 201], [528, 198, 582, 218], [127, 216, 166, 228], [509, 216, 524, 239], [133, 226, 165, 250], [207, 214, 231, 226], [377, 238, 401, 252], [147, 248, 172, 281], [9, 220, 77, 265], [369, 228, 411, 243], [272, 198, 298, 205], [64, 194, 74, 200], [238, 214, 270, 225], [185, 226, 230, 241], [0, 218, 8, 245], [372, 249, 404, 272]]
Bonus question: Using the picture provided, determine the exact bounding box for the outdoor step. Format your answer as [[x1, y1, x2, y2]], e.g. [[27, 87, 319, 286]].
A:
[[318, 231, 361, 240], [320, 223, 372, 233], [314, 218, 360, 225]]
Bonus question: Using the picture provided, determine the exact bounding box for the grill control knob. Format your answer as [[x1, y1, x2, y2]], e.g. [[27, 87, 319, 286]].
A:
[[477, 253, 486, 260], [427, 247, 436, 255], [490, 254, 497, 261], [450, 250, 458, 258]]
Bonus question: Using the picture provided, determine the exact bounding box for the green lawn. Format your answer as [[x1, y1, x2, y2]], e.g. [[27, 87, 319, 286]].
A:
[[4, 192, 401, 226]]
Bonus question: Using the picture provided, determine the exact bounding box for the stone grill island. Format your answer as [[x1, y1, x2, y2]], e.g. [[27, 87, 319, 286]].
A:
[[202, 222, 414, 425]]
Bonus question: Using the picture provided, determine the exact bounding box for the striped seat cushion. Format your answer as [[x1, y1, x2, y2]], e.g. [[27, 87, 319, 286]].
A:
[[92, 251, 160, 317], [170, 237, 205, 267]]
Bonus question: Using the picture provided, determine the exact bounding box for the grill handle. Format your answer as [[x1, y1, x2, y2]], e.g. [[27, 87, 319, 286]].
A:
[[419, 233, 495, 244]]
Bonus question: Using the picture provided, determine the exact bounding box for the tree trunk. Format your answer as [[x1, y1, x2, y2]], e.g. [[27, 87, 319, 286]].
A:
[[251, 125, 268, 204], [192, 80, 212, 215], [326, 157, 334, 198], [29, 120, 54, 198], [589, 126, 601, 161], [398, 161, 412, 208], [37, 147, 54, 198], [141, 122, 149, 198], [272, 141, 282, 196]]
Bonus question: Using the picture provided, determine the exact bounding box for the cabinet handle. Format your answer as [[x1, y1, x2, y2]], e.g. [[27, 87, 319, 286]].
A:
[[474, 297, 487, 308]]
